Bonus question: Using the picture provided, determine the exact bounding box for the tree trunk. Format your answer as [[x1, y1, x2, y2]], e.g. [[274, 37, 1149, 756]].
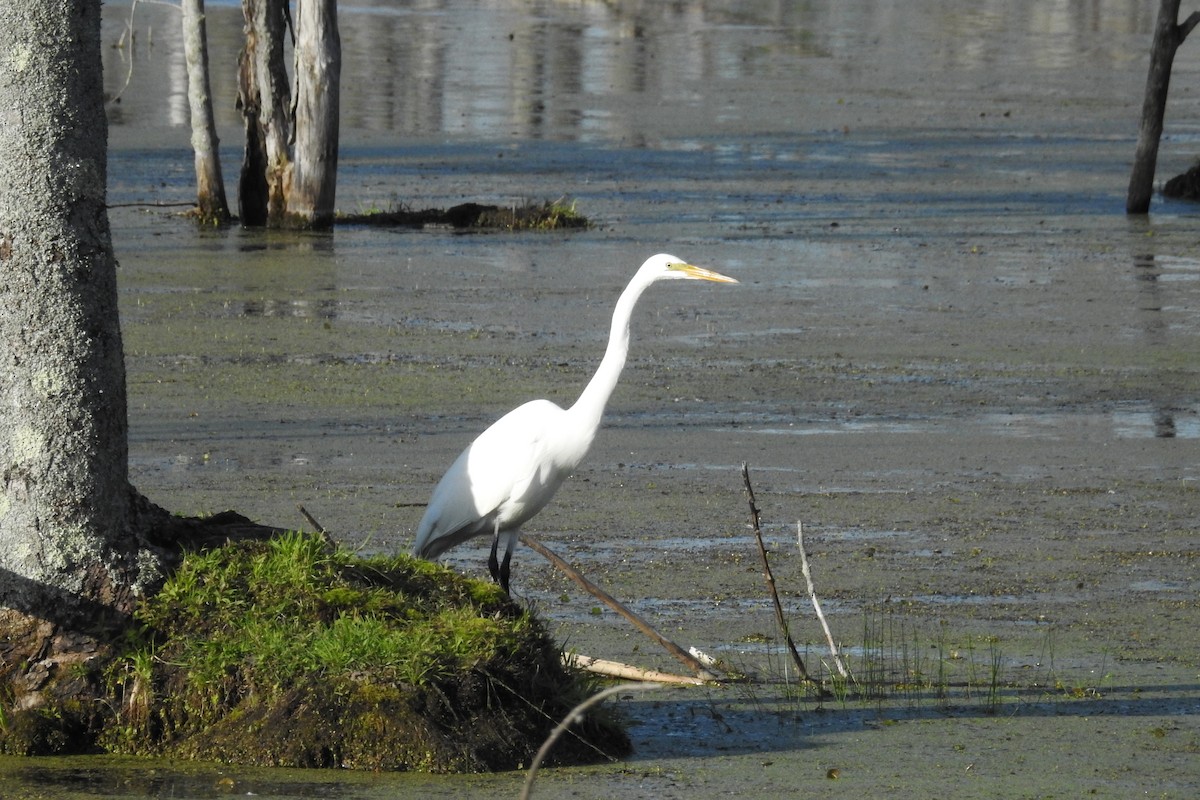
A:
[[0, 0, 158, 630], [1126, 1, 1200, 214], [237, 0, 292, 226], [182, 0, 231, 225], [290, 0, 341, 228], [0, 8, 169, 749], [237, 0, 342, 230], [0, 0, 299, 754]]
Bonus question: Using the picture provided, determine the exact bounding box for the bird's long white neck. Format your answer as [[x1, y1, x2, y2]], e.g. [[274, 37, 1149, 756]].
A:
[[567, 274, 650, 440]]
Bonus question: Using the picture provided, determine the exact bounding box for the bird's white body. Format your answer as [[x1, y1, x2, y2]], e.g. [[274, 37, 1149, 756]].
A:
[[413, 398, 591, 561], [410, 253, 737, 588]]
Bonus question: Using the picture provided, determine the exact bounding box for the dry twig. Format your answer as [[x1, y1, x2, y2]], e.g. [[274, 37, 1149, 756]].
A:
[[520, 533, 718, 681], [741, 463, 810, 681], [797, 521, 849, 678], [296, 504, 336, 550], [520, 682, 662, 800]]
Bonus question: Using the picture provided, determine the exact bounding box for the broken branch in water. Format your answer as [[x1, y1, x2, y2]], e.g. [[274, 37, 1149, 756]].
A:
[[520, 533, 719, 682], [741, 462, 811, 682], [797, 521, 849, 679], [565, 654, 707, 685]]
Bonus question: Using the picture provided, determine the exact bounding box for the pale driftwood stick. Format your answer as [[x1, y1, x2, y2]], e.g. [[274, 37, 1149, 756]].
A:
[[520, 533, 718, 681], [741, 463, 810, 681], [520, 682, 662, 800], [565, 654, 707, 686], [797, 521, 849, 679]]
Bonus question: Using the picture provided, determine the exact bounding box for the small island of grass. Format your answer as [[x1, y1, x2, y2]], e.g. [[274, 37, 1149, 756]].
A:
[[2, 531, 628, 772]]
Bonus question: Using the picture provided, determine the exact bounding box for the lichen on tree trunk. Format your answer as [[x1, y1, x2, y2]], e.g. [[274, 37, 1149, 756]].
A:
[[0, 0, 168, 754], [0, 0, 158, 623]]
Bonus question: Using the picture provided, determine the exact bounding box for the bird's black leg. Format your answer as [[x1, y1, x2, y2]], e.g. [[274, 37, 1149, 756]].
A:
[[486, 521, 513, 595], [498, 542, 512, 595], [487, 524, 502, 585]]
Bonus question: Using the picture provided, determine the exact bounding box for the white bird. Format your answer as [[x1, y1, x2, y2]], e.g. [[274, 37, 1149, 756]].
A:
[[410, 253, 738, 593]]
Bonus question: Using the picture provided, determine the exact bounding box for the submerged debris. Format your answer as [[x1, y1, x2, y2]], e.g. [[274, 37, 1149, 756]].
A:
[[1163, 163, 1200, 201]]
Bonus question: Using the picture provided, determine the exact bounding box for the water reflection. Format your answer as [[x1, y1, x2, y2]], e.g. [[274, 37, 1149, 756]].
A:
[[10, 758, 367, 799], [102, 0, 1154, 143], [749, 406, 1200, 440], [1128, 253, 1200, 438], [241, 298, 338, 319]]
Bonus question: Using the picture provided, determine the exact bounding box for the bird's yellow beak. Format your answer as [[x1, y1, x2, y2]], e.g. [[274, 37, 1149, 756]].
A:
[[669, 262, 739, 284]]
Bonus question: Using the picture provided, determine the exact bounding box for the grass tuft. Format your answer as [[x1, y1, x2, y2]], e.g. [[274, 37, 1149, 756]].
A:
[[103, 532, 628, 771]]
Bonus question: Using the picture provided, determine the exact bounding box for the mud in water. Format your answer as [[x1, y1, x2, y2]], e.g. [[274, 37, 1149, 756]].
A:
[[7, 0, 1196, 797]]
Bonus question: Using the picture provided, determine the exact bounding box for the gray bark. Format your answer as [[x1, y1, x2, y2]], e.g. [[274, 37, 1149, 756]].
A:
[[1127, 0, 1200, 214], [183, 0, 231, 225], [290, 0, 341, 228], [237, 0, 292, 226], [0, 0, 157, 626], [237, 0, 341, 229]]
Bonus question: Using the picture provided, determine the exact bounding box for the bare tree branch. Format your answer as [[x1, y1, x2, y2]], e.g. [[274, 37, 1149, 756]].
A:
[[521, 534, 718, 681], [741, 463, 810, 682], [1179, 10, 1200, 40]]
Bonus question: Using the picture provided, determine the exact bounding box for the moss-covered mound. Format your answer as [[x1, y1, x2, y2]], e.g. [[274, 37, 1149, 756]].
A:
[[102, 532, 629, 771]]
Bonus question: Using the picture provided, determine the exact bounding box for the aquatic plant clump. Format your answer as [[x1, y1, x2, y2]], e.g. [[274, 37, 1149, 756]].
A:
[[103, 532, 629, 771], [339, 198, 588, 230]]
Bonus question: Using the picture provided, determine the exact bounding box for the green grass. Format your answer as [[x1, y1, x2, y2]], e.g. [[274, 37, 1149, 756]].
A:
[[769, 606, 1107, 715], [103, 531, 627, 770], [132, 531, 521, 695]]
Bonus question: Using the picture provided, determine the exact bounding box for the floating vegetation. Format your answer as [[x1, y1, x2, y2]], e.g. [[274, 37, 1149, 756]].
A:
[[339, 198, 588, 231]]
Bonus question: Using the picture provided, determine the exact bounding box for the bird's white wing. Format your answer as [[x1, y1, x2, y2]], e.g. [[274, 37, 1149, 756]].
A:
[[412, 399, 571, 558]]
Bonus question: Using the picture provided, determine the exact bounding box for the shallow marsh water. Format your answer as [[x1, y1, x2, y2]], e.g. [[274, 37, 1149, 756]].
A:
[[6, 0, 1198, 797]]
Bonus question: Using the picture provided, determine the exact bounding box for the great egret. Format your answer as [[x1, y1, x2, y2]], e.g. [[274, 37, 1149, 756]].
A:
[[410, 253, 738, 592]]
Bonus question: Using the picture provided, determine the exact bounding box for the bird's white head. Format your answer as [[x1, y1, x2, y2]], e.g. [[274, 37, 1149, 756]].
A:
[[639, 253, 739, 284]]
